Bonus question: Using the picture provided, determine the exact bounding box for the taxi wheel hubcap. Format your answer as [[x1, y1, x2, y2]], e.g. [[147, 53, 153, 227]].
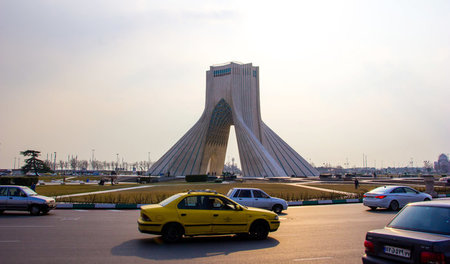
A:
[[163, 224, 182, 243], [250, 222, 269, 240]]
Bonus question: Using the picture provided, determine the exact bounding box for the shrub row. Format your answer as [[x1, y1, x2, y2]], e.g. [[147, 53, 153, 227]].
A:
[[185, 175, 208, 182], [0, 176, 38, 186]]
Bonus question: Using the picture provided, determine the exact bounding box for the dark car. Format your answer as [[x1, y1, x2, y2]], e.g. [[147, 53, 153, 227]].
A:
[[362, 199, 449, 264]]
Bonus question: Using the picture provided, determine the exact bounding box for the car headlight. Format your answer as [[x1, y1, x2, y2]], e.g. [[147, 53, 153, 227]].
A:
[[274, 215, 279, 220], [141, 212, 151, 222]]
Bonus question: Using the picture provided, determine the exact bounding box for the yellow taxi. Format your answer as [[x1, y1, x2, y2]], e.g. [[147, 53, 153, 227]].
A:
[[138, 190, 280, 242]]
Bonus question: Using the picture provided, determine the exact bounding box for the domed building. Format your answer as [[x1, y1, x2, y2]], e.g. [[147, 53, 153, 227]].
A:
[[434, 154, 449, 173]]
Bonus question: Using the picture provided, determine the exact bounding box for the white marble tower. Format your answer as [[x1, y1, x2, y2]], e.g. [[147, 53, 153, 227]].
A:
[[148, 62, 319, 177]]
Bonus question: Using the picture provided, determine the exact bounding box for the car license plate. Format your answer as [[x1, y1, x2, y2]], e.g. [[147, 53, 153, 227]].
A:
[[384, 245, 411, 258]]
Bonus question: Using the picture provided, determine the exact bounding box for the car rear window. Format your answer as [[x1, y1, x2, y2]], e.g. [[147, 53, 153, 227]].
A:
[[387, 205, 450, 235], [369, 186, 390, 194]]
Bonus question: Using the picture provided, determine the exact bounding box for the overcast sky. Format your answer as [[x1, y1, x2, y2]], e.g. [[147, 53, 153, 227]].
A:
[[1, 0, 449, 170]]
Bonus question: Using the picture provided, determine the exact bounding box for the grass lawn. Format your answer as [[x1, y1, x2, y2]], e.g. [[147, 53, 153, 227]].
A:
[[56, 182, 352, 204], [36, 184, 140, 196]]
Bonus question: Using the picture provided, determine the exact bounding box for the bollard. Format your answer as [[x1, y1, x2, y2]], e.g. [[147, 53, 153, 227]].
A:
[[422, 175, 438, 198]]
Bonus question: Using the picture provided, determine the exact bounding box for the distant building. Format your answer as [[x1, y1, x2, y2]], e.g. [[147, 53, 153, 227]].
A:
[[434, 154, 449, 173]]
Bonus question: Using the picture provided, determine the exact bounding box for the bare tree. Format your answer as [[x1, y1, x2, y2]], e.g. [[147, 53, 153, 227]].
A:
[[69, 157, 78, 171]]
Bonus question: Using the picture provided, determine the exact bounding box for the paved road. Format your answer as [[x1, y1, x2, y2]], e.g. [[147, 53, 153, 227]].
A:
[[0, 204, 397, 264]]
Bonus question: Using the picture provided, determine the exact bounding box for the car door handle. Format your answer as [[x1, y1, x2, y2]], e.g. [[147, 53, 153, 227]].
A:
[[181, 213, 186, 216], [213, 214, 219, 217], [255, 199, 258, 200], [9, 197, 13, 199]]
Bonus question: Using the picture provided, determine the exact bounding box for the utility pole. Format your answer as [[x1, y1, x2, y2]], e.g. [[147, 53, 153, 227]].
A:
[[92, 149, 95, 170]]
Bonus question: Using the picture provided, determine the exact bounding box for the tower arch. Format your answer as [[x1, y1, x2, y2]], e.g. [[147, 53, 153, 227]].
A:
[[148, 62, 319, 177]]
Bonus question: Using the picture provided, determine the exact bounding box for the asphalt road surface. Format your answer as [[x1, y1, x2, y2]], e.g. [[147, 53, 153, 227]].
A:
[[0, 204, 397, 264]]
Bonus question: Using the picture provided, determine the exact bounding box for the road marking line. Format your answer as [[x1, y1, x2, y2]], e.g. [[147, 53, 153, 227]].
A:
[[60, 217, 80, 221], [293, 257, 333, 261], [0, 240, 20, 243], [0, 226, 54, 228]]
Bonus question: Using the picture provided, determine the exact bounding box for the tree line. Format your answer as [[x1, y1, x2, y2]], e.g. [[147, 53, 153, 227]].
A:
[[20, 150, 153, 174]]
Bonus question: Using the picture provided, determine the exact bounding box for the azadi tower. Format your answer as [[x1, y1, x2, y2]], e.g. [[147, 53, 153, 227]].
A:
[[148, 62, 319, 177]]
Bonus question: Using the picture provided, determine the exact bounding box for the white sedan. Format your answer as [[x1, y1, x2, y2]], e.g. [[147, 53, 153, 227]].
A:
[[363, 186, 432, 211]]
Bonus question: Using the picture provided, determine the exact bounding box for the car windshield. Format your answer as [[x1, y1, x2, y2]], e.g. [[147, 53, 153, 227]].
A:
[[387, 205, 450, 235], [159, 194, 182, 207], [21, 187, 37, 196]]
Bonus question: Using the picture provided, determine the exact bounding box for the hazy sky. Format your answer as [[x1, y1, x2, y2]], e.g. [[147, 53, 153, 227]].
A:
[[1, 0, 449, 170]]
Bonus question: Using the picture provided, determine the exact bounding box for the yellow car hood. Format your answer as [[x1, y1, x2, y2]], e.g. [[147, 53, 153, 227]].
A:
[[245, 206, 275, 214]]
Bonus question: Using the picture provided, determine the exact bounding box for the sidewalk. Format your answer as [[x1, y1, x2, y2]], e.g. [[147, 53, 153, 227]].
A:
[[287, 182, 357, 196], [55, 185, 154, 198]]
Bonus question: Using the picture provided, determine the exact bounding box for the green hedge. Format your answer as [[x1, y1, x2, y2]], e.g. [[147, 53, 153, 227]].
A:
[[0, 176, 39, 186], [185, 175, 208, 182]]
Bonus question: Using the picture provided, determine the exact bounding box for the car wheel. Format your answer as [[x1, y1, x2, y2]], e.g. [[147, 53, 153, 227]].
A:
[[369, 206, 377, 211], [389, 200, 399, 211], [424, 198, 431, 201], [0, 210, 4, 214], [250, 220, 269, 240], [30, 205, 41, 216], [161, 223, 183, 243], [272, 204, 283, 214]]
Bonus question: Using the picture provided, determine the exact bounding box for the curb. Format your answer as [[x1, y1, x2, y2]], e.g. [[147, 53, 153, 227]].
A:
[[56, 203, 145, 209], [287, 198, 362, 206], [55, 194, 450, 210]]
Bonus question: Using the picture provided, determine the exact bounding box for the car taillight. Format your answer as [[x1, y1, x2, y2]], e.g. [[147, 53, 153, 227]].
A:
[[364, 240, 374, 253], [363, 194, 367, 198], [421, 251, 445, 264], [375, 195, 386, 199]]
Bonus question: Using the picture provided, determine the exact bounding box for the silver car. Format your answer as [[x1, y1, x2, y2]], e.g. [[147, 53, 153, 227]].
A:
[[0, 185, 56, 215], [363, 186, 432, 211], [227, 187, 288, 214]]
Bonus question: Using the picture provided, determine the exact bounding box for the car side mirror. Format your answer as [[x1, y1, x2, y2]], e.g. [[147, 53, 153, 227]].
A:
[[235, 205, 243, 211], [21, 193, 27, 197]]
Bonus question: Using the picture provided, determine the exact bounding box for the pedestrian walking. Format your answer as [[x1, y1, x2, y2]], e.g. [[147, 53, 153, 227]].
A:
[[354, 178, 359, 189]]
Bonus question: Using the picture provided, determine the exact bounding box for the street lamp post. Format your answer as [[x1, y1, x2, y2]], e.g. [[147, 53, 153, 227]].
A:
[[92, 149, 95, 170]]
